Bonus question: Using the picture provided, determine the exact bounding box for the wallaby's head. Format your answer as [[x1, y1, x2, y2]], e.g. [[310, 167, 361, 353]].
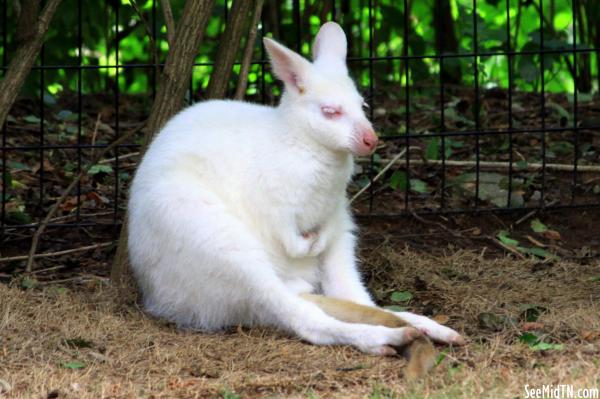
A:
[[264, 22, 378, 157]]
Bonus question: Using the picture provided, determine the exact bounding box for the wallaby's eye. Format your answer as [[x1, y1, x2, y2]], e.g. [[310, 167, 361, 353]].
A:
[[321, 105, 343, 119]]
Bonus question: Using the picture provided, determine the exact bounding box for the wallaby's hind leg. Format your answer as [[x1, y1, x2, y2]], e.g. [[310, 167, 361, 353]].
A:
[[300, 293, 438, 380], [131, 183, 422, 356]]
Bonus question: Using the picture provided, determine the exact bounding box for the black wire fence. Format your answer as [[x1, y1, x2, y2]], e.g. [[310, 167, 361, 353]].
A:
[[1, 0, 599, 243]]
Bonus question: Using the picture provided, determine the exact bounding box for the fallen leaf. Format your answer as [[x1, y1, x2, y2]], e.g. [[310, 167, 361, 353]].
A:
[[521, 322, 545, 331], [542, 230, 561, 241], [581, 330, 600, 342], [433, 315, 450, 325], [31, 159, 56, 174], [60, 196, 79, 212]]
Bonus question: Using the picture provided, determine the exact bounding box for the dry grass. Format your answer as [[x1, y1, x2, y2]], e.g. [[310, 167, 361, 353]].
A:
[[1, 244, 599, 398]]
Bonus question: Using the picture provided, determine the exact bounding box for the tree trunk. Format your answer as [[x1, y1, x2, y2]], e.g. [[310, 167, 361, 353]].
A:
[[16, 0, 41, 45], [110, 0, 216, 292], [205, 0, 254, 99], [433, 0, 461, 84], [0, 0, 62, 129]]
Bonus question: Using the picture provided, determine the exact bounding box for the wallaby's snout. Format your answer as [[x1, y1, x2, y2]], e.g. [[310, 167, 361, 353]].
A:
[[354, 122, 378, 156]]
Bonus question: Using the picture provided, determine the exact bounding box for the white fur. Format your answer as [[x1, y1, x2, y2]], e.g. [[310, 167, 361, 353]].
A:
[[128, 22, 461, 353]]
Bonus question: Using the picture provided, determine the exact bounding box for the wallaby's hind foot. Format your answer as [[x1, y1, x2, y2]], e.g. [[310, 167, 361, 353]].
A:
[[301, 294, 439, 379]]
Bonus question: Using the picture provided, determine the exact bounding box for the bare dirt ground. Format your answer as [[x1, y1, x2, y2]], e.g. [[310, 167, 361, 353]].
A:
[[1, 211, 599, 399]]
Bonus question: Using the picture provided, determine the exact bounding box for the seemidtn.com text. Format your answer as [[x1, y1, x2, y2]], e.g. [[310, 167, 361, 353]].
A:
[[524, 384, 599, 399]]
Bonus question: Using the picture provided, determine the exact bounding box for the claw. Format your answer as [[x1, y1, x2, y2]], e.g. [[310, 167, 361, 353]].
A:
[[450, 334, 467, 346], [379, 345, 398, 356]]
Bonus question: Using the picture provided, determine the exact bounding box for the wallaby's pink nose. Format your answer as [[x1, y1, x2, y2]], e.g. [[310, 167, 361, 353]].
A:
[[355, 126, 378, 156], [362, 131, 378, 150]]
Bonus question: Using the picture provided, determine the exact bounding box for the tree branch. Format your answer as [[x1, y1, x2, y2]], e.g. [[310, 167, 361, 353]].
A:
[[234, 0, 265, 100], [0, 0, 62, 128], [160, 0, 176, 47], [128, 0, 159, 81], [1, 242, 112, 264], [205, 0, 254, 99]]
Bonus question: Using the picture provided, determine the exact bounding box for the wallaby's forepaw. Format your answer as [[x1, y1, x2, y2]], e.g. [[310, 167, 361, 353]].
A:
[[285, 227, 325, 258]]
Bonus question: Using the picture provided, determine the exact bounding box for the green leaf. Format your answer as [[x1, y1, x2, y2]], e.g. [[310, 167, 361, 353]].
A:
[[390, 291, 413, 303], [23, 115, 41, 124], [389, 170, 406, 191], [61, 361, 86, 370], [6, 210, 32, 225], [530, 219, 548, 233], [520, 246, 554, 259], [384, 305, 407, 312], [519, 332, 539, 345], [21, 277, 37, 289], [219, 389, 241, 399], [88, 164, 113, 175], [425, 138, 439, 160], [56, 110, 77, 121], [515, 160, 528, 170], [435, 349, 447, 366], [589, 276, 600, 282], [409, 179, 428, 194], [497, 230, 519, 246], [531, 342, 563, 351], [519, 333, 563, 351], [519, 304, 546, 322], [7, 161, 29, 171]]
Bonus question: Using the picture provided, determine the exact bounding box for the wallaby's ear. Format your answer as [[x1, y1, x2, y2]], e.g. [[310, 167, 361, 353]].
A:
[[264, 37, 311, 94], [312, 22, 347, 68]]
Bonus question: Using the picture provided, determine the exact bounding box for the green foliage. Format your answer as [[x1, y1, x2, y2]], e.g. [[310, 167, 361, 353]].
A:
[[496, 231, 555, 259], [87, 164, 113, 176], [219, 389, 241, 399], [60, 361, 86, 370], [519, 332, 564, 351], [530, 218, 548, 233], [390, 291, 413, 303], [3, 0, 596, 100]]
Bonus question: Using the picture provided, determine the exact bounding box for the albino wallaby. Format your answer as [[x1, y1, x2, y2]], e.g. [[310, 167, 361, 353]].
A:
[[128, 22, 465, 380]]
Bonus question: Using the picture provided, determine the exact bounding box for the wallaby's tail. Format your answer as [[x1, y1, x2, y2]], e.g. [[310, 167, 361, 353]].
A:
[[300, 293, 437, 380]]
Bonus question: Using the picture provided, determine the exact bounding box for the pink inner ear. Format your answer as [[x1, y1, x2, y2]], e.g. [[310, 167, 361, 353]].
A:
[[264, 39, 306, 93]]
